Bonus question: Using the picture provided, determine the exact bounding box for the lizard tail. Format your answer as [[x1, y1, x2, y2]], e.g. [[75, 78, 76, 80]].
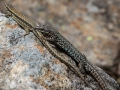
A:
[[88, 64, 108, 90]]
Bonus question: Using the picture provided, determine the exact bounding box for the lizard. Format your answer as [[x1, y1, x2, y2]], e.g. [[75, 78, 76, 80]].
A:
[[4, 4, 95, 90], [34, 25, 108, 90]]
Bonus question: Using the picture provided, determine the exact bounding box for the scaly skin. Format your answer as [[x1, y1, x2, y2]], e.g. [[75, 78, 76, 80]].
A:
[[35, 25, 108, 90], [5, 4, 95, 90]]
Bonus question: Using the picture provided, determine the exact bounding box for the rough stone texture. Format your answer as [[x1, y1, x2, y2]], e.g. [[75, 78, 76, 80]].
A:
[[0, 13, 119, 90], [0, 0, 120, 83]]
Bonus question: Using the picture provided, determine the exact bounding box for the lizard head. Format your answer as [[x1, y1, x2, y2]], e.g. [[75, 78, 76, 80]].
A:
[[4, 4, 15, 17], [34, 25, 58, 40], [4, 4, 14, 11], [35, 25, 51, 34]]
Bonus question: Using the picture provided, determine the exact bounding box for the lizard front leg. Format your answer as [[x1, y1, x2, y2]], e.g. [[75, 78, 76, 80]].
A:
[[5, 11, 12, 18], [23, 28, 34, 36]]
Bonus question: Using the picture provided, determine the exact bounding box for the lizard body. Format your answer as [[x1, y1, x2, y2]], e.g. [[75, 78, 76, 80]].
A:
[[35, 25, 108, 90], [5, 4, 95, 90]]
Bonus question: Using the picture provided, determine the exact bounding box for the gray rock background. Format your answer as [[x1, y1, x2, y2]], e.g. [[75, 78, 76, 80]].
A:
[[0, 13, 70, 90], [0, 0, 120, 89], [0, 12, 119, 90]]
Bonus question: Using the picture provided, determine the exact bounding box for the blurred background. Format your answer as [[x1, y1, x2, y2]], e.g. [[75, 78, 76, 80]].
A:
[[0, 0, 120, 84]]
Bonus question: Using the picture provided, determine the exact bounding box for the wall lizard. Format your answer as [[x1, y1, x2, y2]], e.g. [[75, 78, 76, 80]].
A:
[[4, 4, 95, 90], [34, 25, 108, 90]]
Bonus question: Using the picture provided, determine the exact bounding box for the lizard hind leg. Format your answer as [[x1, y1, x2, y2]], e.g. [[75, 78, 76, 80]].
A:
[[78, 62, 86, 74], [78, 63, 97, 90], [68, 66, 95, 90]]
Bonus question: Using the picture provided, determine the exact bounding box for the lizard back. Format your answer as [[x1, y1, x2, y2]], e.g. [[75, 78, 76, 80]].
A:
[[35, 25, 108, 90]]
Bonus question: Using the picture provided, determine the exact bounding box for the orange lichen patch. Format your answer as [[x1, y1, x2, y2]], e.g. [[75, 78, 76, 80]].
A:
[[32, 65, 68, 89], [10, 60, 28, 75], [0, 54, 4, 67], [33, 77, 50, 90], [32, 66, 52, 90], [3, 49, 12, 59], [0, 50, 11, 70], [5, 23, 18, 29], [52, 59, 62, 64], [34, 44, 44, 53]]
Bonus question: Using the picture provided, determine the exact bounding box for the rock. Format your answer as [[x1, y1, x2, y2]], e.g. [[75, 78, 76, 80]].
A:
[[0, 12, 119, 90]]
